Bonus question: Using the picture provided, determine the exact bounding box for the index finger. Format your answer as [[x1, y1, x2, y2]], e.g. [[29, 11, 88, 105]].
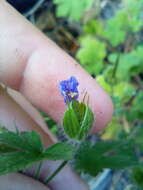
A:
[[0, 1, 113, 132]]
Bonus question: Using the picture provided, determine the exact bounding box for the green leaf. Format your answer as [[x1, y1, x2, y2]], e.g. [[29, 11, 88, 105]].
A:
[[0, 129, 44, 175], [0, 130, 43, 153], [109, 47, 143, 81], [101, 118, 122, 140], [53, 0, 94, 22], [102, 13, 126, 47], [96, 75, 111, 93], [0, 144, 17, 153], [76, 36, 106, 75], [132, 166, 143, 188], [63, 104, 80, 139], [0, 129, 76, 175], [124, 0, 143, 32], [63, 101, 94, 140], [43, 142, 75, 160], [83, 20, 104, 35], [73, 102, 94, 140], [131, 124, 143, 151], [131, 92, 143, 121], [74, 140, 139, 176], [0, 151, 41, 175], [101, 0, 143, 46]]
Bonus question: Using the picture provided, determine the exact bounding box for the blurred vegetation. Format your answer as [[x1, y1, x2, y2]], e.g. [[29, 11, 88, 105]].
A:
[[32, 0, 143, 188]]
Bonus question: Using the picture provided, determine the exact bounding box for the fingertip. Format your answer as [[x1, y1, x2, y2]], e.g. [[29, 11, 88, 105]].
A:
[[91, 88, 114, 133], [20, 46, 113, 133]]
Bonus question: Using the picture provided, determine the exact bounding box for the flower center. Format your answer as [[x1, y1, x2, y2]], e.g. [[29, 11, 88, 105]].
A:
[[68, 92, 78, 98]]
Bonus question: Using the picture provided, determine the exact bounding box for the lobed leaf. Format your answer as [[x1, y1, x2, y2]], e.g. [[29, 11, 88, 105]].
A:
[[53, 0, 94, 21], [0, 129, 76, 175], [0, 130, 43, 153], [43, 142, 75, 160], [74, 140, 139, 176], [0, 152, 41, 175]]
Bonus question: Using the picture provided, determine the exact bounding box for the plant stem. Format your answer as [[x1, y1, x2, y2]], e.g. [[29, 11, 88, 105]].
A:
[[111, 53, 120, 96], [44, 160, 68, 184], [34, 161, 43, 179]]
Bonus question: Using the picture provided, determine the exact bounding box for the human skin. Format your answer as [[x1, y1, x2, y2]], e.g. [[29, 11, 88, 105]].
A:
[[0, 1, 113, 189]]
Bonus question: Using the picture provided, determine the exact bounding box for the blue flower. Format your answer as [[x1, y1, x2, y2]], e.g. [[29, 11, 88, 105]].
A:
[[59, 76, 79, 103]]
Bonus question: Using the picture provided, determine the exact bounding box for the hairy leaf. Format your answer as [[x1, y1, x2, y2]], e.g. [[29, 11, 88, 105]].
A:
[[44, 142, 75, 160], [0, 152, 41, 175], [0, 144, 17, 153], [74, 140, 139, 176], [0, 130, 43, 153], [0, 129, 76, 175]]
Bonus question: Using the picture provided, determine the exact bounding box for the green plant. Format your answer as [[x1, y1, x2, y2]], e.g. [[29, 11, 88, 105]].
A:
[[53, 0, 94, 22], [76, 36, 106, 75], [43, 0, 143, 186], [0, 75, 142, 185], [1, 0, 143, 188]]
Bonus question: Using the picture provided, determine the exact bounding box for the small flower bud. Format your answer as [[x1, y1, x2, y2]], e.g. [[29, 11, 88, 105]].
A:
[[63, 100, 94, 140]]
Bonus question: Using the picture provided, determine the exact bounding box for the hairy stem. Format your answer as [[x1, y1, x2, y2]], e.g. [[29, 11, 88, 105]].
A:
[[34, 161, 43, 179], [44, 160, 68, 184]]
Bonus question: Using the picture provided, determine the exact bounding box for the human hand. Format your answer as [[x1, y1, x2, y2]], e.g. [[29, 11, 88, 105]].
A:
[[0, 1, 113, 189]]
